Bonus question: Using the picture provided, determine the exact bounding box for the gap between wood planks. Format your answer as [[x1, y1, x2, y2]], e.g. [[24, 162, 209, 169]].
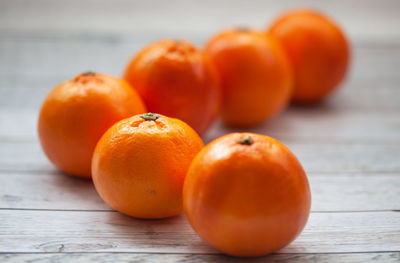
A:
[[0, 171, 399, 212], [0, 210, 398, 254], [2, 142, 399, 174]]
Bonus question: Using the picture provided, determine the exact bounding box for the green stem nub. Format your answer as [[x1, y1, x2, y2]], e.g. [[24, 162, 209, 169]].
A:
[[141, 113, 161, 121], [81, 71, 96, 76], [238, 135, 253, 145]]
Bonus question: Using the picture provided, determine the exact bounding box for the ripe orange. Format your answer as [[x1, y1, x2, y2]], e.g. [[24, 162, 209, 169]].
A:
[[92, 113, 204, 219], [205, 29, 292, 127], [38, 72, 146, 178], [183, 133, 311, 257], [268, 9, 350, 103], [123, 39, 220, 136]]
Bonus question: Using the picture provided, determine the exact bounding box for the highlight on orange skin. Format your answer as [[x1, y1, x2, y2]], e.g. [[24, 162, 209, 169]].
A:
[[38, 72, 146, 178], [205, 29, 293, 127], [268, 8, 350, 103], [183, 133, 311, 257], [92, 113, 204, 219], [123, 39, 221, 136]]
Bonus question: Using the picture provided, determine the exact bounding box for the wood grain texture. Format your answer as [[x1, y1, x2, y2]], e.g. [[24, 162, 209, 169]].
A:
[[1, 37, 399, 79], [1, 0, 399, 42], [205, 110, 400, 144], [1, 172, 399, 212], [1, 38, 399, 92], [1, 252, 399, 263], [1, 107, 400, 143], [2, 76, 400, 111], [1, 140, 398, 174], [0, 210, 399, 253]]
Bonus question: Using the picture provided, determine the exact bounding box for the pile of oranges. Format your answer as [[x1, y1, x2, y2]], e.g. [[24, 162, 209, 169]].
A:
[[38, 9, 349, 257]]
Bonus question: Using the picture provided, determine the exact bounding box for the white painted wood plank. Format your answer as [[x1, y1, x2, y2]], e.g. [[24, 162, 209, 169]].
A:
[[0, 78, 400, 114], [0, 171, 108, 211], [0, 210, 398, 253], [0, 37, 143, 78], [0, 0, 399, 42], [310, 174, 400, 211], [0, 140, 398, 174], [2, 75, 400, 112], [291, 143, 400, 174], [0, 172, 398, 212], [206, 111, 400, 144], [1, 252, 399, 263], [1, 105, 399, 143], [1, 37, 399, 80]]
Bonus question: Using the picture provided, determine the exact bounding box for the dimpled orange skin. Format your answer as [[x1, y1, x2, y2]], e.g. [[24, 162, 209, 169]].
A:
[[183, 133, 311, 257], [92, 113, 204, 219], [123, 39, 220, 136], [38, 72, 146, 178], [268, 9, 350, 103], [205, 29, 292, 127]]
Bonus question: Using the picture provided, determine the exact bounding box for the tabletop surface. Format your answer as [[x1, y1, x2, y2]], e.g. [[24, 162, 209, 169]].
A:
[[0, 0, 399, 262]]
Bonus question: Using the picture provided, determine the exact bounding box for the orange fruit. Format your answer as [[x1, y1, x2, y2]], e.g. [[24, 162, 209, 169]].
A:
[[268, 9, 350, 103], [205, 29, 292, 127], [183, 133, 311, 257], [38, 72, 146, 178], [123, 39, 220, 136], [92, 113, 204, 219]]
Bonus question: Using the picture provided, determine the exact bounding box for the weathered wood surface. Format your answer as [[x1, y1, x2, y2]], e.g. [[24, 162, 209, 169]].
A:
[[1, 252, 399, 263], [0, 210, 399, 253], [1, 38, 399, 79], [2, 107, 400, 143], [0, 0, 400, 262], [2, 171, 399, 212], [1, 42, 400, 111], [1, 0, 400, 42], [1, 140, 399, 174]]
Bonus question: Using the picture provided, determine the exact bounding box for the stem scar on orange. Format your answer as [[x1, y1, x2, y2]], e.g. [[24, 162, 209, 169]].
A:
[[38, 72, 147, 178], [92, 113, 204, 219], [205, 29, 292, 127], [268, 8, 350, 103], [123, 39, 221, 136], [183, 133, 311, 257]]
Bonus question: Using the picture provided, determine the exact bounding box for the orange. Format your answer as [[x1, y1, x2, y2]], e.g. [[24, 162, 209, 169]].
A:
[[92, 113, 204, 219], [268, 9, 350, 103], [38, 72, 146, 178], [183, 133, 311, 257], [123, 39, 220, 136], [205, 29, 292, 127]]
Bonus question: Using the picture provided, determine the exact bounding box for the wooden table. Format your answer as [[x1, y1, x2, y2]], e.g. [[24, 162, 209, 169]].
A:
[[0, 0, 399, 262]]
